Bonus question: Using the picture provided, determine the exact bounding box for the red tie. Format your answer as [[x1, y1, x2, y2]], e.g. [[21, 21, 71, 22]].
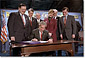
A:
[[41, 32, 42, 40], [21, 15, 25, 26], [30, 18, 32, 26], [64, 17, 66, 26]]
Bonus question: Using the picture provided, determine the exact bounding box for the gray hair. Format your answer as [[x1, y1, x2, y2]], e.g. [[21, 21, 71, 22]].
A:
[[39, 21, 47, 26], [53, 9, 58, 12], [36, 13, 41, 15]]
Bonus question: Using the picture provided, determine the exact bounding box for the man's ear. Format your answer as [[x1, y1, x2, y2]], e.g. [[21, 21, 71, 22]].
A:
[[18, 7, 20, 11]]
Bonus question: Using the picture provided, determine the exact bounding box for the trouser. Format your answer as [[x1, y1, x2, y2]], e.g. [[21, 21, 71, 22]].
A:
[[12, 47, 21, 56], [59, 32, 76, 56]]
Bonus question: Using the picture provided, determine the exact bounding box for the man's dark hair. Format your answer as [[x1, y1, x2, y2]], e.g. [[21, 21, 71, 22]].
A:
[[28, 8, 34, 13], [62, 7, 69, 12], [18, 3, 26, 8]]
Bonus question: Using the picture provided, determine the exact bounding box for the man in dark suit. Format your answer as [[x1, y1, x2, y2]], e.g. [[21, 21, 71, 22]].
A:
[[75, 21, 82, 41], [30, 21, 53, 42], [7, 3, 31, 42], [59, 7, 76, 55], [7, 3, 31, 56], [75, 21, 82, 53], [59, 7, 76, 40], [29, 21, 53, 56], [28, 8, 38, 33], [53, 9, 60, 40], [36, 13, 43, 24], [53, 9, 61, 56]]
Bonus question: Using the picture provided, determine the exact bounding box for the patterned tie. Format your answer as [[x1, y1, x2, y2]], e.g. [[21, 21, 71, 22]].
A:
[[30, 18, 32, 26], [21, 15, 25, 26], [41, 32, 42, 41], [64, 16, 66, 26]]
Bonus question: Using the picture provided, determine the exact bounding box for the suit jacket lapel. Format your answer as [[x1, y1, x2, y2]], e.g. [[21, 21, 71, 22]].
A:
[[40, 19, 43, 22], [37, 29, 41, 40], [32, 17, 34, 25], [24, 15, 28, 27], [61, 16, 65, 27], [17, 12, 24, 27]]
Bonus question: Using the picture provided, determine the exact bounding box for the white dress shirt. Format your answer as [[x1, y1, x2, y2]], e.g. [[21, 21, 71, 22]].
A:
[[29, 17, 32, 21], [37, 19, 40, 23], [20, 13, 26, 25]]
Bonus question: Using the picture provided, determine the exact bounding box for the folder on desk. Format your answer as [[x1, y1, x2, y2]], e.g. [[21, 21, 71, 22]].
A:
[[21, 41, 48, 44], [21, 41, 40, 44]]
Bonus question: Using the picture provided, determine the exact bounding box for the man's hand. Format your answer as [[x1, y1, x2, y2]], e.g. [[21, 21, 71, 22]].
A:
[[31, 38, 38, 41], [72, 34, 75, 38], [49, 33, 52, 36], [11, 37, 15, 41], [60, 34, 63, 40], [48, 39, 53, 43]]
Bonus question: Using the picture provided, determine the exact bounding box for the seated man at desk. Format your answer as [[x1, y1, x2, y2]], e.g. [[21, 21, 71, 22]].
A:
[[30, 21, 53, 42], [30, 21, 53, 56]]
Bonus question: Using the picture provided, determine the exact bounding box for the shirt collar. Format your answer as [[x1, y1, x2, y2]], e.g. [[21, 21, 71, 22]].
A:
[[39, 29, 43, 33], [20, 13, 24, 16], [37, 19, 40, 21], [29, 17, 32, 21], [63, 14, 68, 19], [66, 14, 68, 17]]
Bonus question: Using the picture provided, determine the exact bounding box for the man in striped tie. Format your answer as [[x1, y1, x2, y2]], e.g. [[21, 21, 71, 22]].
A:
[[28, 8, 39, 35]]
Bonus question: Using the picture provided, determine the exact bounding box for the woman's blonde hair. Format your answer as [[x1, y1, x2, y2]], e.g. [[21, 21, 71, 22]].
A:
[[48, 9, 54, 14]]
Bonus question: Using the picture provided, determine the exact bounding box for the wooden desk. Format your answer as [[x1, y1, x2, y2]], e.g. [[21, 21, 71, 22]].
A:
[[11, 40, 79, 56]]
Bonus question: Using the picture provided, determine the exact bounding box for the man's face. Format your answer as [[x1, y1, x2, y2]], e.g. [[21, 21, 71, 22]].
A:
[[62, 9, 68, 16], [36, 13, 41, 19], [54, 11, 57, 17], [39, 25, 46, 32], [28, 11, 34, 17], [19, 6, 26, 15]]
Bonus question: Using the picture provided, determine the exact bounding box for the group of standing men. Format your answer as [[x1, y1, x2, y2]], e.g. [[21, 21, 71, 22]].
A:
[[7, 3, 81, 56]]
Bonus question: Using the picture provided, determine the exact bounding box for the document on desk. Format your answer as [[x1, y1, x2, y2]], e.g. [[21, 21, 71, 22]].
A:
[[21, 41, 48, 44], [21, 41, 40, 44], [39, 41, 48, 43], [63, 41, 68, 43], [22, 41, 34, 43], [63, 41, 71, 43]]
